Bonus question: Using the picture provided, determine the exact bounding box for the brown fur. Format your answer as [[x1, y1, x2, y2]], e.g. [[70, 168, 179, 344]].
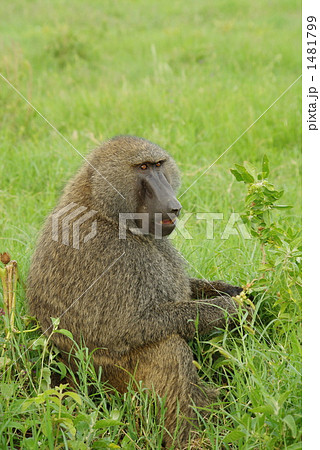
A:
[[27, 136, 242, 447]]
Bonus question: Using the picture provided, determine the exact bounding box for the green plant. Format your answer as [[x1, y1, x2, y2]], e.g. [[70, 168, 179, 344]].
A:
[[230, 156, 301, 317], [21, 383, 123, 449], [230, 156, 293, 263]]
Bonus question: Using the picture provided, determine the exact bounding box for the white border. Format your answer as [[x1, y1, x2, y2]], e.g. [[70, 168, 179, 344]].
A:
[[302, 0, 320, 447]]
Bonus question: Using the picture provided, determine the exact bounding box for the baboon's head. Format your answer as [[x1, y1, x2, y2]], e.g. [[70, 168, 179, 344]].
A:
[[88, 136, 182, 237]]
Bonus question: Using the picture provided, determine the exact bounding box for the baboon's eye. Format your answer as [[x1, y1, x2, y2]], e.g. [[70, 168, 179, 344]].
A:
[[155, 161, 162, 167], [140, 163, 148, 170]]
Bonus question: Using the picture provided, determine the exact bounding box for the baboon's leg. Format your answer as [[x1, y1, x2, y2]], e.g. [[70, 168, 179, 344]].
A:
[[92, 336, 217, 447], [129, 335, 218, 447]]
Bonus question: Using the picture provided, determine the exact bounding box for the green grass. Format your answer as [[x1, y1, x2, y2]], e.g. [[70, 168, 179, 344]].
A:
[[0, 0, 301, 448]]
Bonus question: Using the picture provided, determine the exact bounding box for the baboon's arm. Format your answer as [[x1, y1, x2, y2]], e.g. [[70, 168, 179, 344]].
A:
[[134, 296, 239, 346], [189, 278, 242, 299]]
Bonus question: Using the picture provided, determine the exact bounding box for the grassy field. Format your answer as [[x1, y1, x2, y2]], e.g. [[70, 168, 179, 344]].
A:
[[0, 0, 301, 448]]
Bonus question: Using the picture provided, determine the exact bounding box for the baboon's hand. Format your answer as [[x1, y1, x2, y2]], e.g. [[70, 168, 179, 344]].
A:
[[195, 293, 255, 336], [189, 278, 243, 299], [194, 296, 239, 335], [219, 282, 243, 298]]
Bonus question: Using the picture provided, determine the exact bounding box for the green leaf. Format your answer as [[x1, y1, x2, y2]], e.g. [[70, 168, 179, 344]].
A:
[[223, 429, 247, 443], [31, 336, 47, 350], [5, 421, 26, 430], [110, 410, 121, 421], [92, 441, 109, 449], [54, 328, 74, 340], [273, 205, 293, 209], [43, 389, 58, 396], [251, 404, 274, 415], [243, 325, 255, 335], [234, 164, 255, 183], [54, 417, 76, 437], [230, 168, 244, 182], [263, 211, 271, 227], [93, 418, 124, 429], [40, 367, 51, 391], [258, 263, 274, 271], [217, 348, 234, 359], [272, 189, 284, 199], [192, 360, 202, 370], [249, 229, 260, 238], [270, 234, 283, 247], [21, 394, 46, 410], [47, 396, 62, 407], [74, 413, 91, 425], [55, 361, 67, 378], [0, 383, 14, 400], [0, 356, 11, 368], [21, 399, 34, 411], [208, 334, 224, 345], [244, 161, 258, 180], [262, 154, 269, 178], [283, 414, 297, 438], [51, 317, 60, 327], [92, 440, 120, 449], [34, 394, 46, 405], [278, 391, 290, 407], [63, 391, 82, 405], [75, 422, 90, 438]]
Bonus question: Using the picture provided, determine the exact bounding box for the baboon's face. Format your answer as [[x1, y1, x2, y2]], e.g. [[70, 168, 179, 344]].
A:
[[90, 136, 182, 237], [135, 159, 182, 237]]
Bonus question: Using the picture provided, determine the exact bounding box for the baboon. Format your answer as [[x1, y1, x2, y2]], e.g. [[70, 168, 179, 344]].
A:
[[27, 136, 244, 447]]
